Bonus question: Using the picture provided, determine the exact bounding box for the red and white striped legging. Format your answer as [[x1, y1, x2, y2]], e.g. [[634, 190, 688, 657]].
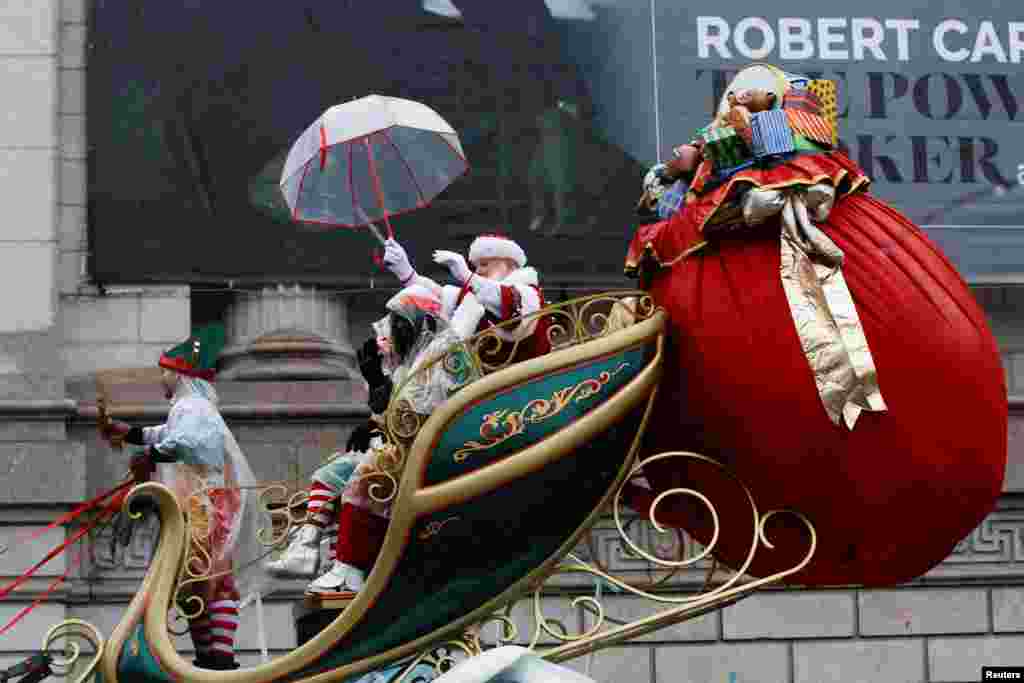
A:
[[181, 487, 241, 660], [307, 480, 339, 557], [188, 574, 240, 658]]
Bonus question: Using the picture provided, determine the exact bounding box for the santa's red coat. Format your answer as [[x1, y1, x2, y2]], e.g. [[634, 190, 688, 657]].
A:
[[625, 151, 1007, 587]]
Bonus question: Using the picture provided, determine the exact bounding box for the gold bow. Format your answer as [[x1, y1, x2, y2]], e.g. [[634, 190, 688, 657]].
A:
[[744, 185, 886, 429]]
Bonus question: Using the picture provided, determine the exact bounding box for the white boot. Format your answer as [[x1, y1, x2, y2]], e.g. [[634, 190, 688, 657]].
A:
[[266, 525, 320, 578], [307, 561, 365, 595]]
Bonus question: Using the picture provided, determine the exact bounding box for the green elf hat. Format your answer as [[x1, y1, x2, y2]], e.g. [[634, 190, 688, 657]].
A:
[[158, 324, 226, 381]]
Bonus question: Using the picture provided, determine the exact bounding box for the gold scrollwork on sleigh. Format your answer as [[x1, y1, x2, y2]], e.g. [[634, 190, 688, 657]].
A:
[[42, 618, 105, 683], [382, 291, 656, 462], [403, 451, 817, 667], [418, 516, 461, 541], [452, 362, 631, 463], [542, 452, 815, 661]]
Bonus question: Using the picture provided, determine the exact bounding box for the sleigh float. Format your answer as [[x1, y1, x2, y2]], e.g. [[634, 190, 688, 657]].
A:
[[43, 292, 816, 683]]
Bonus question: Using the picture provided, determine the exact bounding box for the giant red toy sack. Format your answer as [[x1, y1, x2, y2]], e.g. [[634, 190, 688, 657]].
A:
[[624, 65, 1006, 587]]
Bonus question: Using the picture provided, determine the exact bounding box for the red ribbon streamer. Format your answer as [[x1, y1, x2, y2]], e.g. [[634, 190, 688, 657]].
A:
[[0, 540, 92, 637], [0, 486, 130, 602], [0, 490, 127, 636], [2, 480, 133, 552]]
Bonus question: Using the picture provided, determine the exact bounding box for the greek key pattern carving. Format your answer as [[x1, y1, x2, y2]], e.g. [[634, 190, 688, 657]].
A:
[[550, 516, 715, 590], [572, 510, 1024, 586], [948, 511, 1024, 564]]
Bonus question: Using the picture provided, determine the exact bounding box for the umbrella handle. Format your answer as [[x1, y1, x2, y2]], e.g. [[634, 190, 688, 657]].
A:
[[366, 222, 388, 246]]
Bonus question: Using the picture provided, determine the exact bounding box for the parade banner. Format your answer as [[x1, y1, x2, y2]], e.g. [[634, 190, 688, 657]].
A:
[[88, 1, 1024, 286]]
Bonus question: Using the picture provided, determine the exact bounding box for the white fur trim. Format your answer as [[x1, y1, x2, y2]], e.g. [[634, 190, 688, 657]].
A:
[[492, 268, 542, 343], [468, 235, 527, 267], [500, 266, 538, 287]]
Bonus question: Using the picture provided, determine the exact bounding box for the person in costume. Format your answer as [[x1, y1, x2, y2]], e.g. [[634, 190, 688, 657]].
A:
[[269, 283, 486, 589], [307, 283, 486, 595], [264, 319, 397, 580], [102, 327, 264, 671], [383, 232, 551, 366]]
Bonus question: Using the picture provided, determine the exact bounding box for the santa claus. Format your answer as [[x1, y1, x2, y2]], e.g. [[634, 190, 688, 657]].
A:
[[384, 232, 551, 365]]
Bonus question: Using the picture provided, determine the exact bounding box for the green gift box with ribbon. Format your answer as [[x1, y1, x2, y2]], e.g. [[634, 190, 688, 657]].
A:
[[701, 126, 749, 170]]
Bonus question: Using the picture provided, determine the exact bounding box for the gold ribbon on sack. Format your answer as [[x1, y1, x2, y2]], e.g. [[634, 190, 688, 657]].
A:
[[743, 185, 886, 429]]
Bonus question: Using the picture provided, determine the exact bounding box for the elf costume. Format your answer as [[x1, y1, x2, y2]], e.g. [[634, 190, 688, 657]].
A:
[[268, 280, 483, 583], [264, 328, 395, 581], [308, 284, 485, 595], [118, 326, 263, 670]]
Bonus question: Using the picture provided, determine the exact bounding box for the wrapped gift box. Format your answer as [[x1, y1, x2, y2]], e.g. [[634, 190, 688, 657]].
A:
[[783, 87, 824, 115], [750, 109, 795, 157], [701, 126, 748, 169], [786, 110, 835, 147]]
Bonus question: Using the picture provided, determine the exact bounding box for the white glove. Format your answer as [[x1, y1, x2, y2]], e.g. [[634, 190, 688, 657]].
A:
[[383, 239, 414, 283], [433, 250, 472, 284]]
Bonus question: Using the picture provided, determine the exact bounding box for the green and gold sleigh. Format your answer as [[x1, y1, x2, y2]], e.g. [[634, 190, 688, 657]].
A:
[[47, 292, 814, 683]]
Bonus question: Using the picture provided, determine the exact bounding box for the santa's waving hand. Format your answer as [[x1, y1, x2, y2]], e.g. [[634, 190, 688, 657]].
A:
[[382, 233, 552, 365]]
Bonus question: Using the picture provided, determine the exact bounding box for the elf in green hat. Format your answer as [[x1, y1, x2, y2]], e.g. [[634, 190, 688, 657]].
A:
[[103, 325, 264, 671]]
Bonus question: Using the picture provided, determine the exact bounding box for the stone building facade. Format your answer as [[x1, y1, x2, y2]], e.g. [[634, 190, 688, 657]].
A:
[[1, 1, 1023, 681]]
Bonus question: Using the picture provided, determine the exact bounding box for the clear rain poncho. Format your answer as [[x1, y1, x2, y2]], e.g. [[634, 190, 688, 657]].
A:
[[142, 374, 270, 604], [335, 284, 484, 517], [384, 285, 482, 416]]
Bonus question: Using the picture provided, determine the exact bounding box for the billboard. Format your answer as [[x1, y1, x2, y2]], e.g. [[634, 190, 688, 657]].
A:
[[89, 1, 1024, 286], [649, 5, 1024, 282]]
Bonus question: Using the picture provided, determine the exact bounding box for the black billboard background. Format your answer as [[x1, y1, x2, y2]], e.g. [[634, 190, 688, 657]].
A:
[[89, 1, 1024, 286], [88, 1, 651, 288]]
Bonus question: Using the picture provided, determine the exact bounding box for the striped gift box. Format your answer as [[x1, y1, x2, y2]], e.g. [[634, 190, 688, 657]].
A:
[[786, 110, 835, 147], [750, 110, 795, 157], [701, 126, 748, 169], [783, 87, 823, 115]]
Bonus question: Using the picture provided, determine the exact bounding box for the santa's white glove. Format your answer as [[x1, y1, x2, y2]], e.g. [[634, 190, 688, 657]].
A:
[[433, 250, 472, 284], [383, 239, 414, 284]]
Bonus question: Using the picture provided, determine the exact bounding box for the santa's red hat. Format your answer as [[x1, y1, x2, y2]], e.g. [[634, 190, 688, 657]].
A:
[[468, 233, 527, 268]]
